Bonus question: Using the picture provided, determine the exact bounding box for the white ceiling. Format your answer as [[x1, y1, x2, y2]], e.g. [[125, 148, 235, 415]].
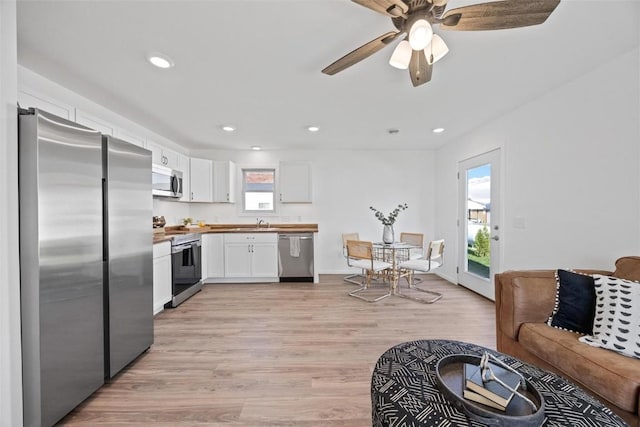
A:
[[16, 0, 640, 151]]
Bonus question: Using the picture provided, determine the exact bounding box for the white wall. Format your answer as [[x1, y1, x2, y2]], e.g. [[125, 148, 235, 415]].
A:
[[16, 66, 439, 276], [18, 65, 187, 154], [187, 149, 436, 274], [0, 1, 23, 426], [153, 198, 191, 227], [435, 47, 640, 282]]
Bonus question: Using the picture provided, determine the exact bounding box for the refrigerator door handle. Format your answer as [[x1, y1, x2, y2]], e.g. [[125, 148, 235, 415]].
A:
[[102, 177, 108, 262]]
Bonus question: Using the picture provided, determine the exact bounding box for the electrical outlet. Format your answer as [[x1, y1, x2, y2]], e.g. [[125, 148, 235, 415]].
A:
[[297, 216, 302, 222], [282, 216, 290, 222]]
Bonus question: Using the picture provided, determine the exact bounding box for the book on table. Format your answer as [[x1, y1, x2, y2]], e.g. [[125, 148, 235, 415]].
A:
[[462, 388, 506, 411], [463, 362, 522, 409]]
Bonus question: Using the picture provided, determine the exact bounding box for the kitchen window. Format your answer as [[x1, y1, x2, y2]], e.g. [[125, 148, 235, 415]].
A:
[[242, 168, 275, 213]]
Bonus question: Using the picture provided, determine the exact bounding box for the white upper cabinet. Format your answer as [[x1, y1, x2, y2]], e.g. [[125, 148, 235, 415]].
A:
[[279, 161, 312, 203], [212, 160, 236, 203], [147, 139, 179, 169], [190, 157, 212, 203], [178, 154, 191, 203], [18, 89, 74, 121], [114, 128, 146, 148], [75, 109, 115, 135]]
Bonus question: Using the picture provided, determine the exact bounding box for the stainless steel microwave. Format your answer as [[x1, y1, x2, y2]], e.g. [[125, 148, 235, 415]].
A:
[[152, 164, 183, 198]]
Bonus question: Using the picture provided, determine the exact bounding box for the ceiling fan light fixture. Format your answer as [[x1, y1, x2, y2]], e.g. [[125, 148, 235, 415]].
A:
[[389, 40, 412, 69], [425, 34, 449, 65], [408, 19, 433, 51]]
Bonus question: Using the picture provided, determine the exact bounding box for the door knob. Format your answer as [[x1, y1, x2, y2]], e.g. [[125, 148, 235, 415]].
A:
[[491, 235, 500, 241]]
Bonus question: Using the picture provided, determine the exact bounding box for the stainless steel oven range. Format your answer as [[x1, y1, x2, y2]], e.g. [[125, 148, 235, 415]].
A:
[[167, 233, 203, 308]]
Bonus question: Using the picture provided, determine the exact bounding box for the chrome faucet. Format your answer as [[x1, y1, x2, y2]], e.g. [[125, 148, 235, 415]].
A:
[[257, 218, 265, 228]]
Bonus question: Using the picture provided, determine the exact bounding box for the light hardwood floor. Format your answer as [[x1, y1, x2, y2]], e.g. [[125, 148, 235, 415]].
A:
[[60, 275, 496, 426]]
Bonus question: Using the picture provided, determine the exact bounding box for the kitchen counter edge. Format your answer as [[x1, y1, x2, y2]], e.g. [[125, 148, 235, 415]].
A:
[[153, 224, 318, 244]]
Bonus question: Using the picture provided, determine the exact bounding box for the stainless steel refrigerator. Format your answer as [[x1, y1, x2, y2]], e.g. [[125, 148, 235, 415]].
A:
[[19, 109, 153, 427]]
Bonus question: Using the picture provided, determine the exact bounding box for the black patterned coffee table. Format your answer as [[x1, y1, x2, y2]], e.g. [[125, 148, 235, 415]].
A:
[[371, 340, 628, 427]]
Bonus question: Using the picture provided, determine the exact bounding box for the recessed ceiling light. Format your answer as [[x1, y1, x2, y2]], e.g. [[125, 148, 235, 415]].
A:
[[251, 146, 262, 151], [147, 53, 174, 69], [432, 127, 445, 134], [222, 125, 236, 132], [307, 126, 320, 132]]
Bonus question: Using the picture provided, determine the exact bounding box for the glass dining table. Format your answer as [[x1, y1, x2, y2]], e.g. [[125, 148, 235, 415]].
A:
[[372, 241, 419, 299]]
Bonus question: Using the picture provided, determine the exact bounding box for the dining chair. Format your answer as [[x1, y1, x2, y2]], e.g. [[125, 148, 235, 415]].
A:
[[400, 232, 424, 260], [342, 232, 364, 285], [397, 239, 445, 304], [346, 240, 393, 302]]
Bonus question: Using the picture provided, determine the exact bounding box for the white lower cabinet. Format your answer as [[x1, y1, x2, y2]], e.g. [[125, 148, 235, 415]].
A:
[[223, 233, 278, 281], [202, 234, 225, 281], [153, 241, 172, 314]]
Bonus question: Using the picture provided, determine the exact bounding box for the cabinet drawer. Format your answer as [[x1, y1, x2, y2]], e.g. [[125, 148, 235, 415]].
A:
[[224, 233, 277, 244], [153, 241, 171, 258]]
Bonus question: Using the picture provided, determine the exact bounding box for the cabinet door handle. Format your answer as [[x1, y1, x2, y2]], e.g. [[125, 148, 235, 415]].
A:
[[226, 192, 229, 201], [191, 192, 194, 201], [279, 193, 282, 202]]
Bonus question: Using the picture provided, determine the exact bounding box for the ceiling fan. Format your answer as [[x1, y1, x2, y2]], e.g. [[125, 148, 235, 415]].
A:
[[322, 0, 561, 87]]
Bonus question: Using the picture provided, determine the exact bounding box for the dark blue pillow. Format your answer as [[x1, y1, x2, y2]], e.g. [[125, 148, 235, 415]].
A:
[[547, 269, 596, 334]]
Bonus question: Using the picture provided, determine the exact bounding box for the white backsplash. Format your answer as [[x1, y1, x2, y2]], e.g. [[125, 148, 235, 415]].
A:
[[152, 198, 191, 226]]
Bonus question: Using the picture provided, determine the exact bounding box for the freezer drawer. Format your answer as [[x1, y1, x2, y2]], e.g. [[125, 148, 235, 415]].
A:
[[278, 233, 314, 282]]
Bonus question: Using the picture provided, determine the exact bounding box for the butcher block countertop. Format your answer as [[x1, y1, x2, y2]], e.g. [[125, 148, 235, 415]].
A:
[[153, 223, 318, 244]]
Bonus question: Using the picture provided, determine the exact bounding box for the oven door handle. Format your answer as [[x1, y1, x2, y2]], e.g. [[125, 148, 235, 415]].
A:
[[172, 242, 201, 253]]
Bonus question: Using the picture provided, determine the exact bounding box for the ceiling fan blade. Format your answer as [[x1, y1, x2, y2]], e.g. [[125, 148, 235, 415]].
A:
[[322, 32, 400, 75], [440, 0, 560, 31], [352, 0, 409, 17], [409, 49, 433, 87]]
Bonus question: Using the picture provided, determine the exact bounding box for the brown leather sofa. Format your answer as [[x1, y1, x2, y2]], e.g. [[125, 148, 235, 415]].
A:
[[495, 256, 640, 427]]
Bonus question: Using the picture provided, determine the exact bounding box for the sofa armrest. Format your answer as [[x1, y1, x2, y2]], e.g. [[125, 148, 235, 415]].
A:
[[495, 271, 557, 341], [495, 269, 612, 341]]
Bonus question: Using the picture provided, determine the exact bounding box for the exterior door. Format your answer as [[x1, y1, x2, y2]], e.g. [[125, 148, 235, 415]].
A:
[[458, 149, 501, 300]]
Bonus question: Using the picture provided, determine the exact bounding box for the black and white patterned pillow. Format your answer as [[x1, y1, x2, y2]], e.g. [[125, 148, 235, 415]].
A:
[[579, 274, 640, 359]]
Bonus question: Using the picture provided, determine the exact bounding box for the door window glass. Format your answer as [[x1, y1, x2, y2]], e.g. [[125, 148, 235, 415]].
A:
[[466, 164, 491, 279]]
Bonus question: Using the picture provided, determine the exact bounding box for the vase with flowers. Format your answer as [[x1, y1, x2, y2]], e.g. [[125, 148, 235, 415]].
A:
[[369, 203, 408, 244]]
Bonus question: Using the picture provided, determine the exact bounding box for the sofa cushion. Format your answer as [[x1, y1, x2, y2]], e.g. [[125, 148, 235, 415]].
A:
[[547, 269, 596, 334], [519, 322, 640, 413], [579, 275, 640, 359], [614, 256, 640, 282]]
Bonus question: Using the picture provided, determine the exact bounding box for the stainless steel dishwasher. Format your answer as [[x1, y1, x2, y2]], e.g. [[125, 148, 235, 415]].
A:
[[278, 233, 314, 282]]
